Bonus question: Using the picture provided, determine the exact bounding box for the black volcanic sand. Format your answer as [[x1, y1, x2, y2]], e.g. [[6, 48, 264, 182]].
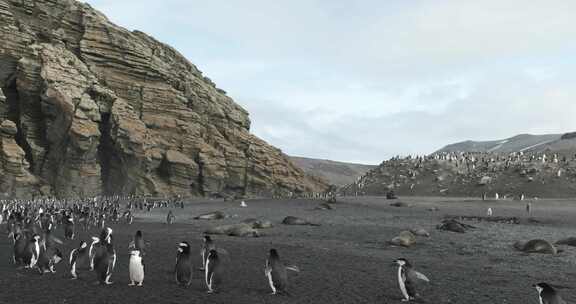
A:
[[1, 197, 576, 303]]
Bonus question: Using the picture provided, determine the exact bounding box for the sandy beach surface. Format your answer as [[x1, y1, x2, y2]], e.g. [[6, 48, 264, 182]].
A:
[[1, 196, 575, 304]]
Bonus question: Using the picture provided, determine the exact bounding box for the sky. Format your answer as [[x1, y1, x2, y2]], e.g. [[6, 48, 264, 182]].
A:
[[83, 0, 576, 164]]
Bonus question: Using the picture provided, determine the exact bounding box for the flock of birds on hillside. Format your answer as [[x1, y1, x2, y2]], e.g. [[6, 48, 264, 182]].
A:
[[0, 196, 569, 303]]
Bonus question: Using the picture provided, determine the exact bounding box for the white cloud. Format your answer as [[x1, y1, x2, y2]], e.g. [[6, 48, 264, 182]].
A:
[[83, 0, 576, 164]]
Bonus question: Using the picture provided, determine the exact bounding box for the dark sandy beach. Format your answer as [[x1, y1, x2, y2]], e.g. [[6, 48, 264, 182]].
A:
[[1, 196, 575, 304]]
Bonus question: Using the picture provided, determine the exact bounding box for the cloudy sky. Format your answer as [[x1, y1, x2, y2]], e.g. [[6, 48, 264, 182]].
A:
[[83, 0, 576, 164]]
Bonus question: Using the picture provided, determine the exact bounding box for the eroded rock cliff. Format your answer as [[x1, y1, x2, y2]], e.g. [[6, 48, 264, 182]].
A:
[[0, 0, 326, 198]]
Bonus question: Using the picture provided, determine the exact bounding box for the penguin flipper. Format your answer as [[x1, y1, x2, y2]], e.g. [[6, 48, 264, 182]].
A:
[[409, 270, 430, 283], [285, 265, 300, 272]]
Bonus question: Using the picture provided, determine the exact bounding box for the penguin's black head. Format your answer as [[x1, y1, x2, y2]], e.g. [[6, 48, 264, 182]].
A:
[[203, 235, 212, 242], [178, 241, 190, 253], [269, 249, 279, 258], [136, 230, 142, 238], [394, 258, 410, 267], [208, 249, 218, 259], [533, 283, 554, 293]]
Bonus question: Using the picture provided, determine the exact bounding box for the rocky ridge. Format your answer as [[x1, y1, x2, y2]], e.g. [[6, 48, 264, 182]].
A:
[[0, 0, 326, 198]]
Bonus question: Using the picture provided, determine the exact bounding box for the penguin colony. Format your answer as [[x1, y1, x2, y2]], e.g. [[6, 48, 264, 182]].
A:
[[0, 195, 568, 302]]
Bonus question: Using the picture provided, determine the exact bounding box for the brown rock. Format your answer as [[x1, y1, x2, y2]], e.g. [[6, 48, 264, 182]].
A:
[[0, 0, 327, 198]]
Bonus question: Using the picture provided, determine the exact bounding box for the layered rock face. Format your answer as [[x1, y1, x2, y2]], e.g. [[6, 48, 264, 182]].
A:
[[0, 0, 326, 198]]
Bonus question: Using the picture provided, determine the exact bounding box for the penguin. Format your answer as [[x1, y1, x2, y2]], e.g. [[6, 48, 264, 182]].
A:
[[90, 227, 113, 270], [63, 214, 75, 240], [240, 201, 247, 208], [533, 283, 566, 304], [166, 211, 175, 224], [12, 227, 28, 265], [200, 235, 216, 270], [92, 229, 116, 285], [37, 247, 63, 274], [265, 249, 300, 295], [487, 207, 493, 217], [69, 240, 90, 279], [394, 258, 430, 302], [175, 241, 193, 286], [129, 230, 146, 255], [128, 250, 144, 286], [205, 249, 221, 293], [23, 234, 41, 269]]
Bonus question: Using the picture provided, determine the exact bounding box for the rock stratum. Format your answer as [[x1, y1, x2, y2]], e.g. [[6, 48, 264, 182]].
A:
[[0, 0, 327, 198]]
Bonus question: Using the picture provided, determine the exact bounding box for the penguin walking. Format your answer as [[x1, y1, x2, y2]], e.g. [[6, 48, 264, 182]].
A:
[[265, 249, 300, 295], [175, 242, 193, 286], [128, 250, 144, 286], [200, 235, 216, 270], [205, 249, 221, 293], [394, 258, 430, 302], [533, 283, 566, 304], [166, 211, 175, 224], [69, 241, 90, 279], [23, 234, 41, 269]]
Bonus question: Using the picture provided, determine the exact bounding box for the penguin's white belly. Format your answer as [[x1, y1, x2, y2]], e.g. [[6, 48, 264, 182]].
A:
[[129, 258, 144, 282], [265, 269, 276, 293], [398, 267, 408, 299], [538, 295, 543, 304], [205, 259, 211, 287]]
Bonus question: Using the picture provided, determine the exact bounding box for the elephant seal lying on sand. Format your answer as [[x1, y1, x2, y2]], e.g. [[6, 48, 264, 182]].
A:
[[514, 239, 558, 254], [437, 219, 475, 233], [194, 211, 227, 220], [282, 216, 320, 226], [555, 237, 576, 247], [389, 231, 417, 247], [241, 218, 274, 229], [205, 223, 260, 237]]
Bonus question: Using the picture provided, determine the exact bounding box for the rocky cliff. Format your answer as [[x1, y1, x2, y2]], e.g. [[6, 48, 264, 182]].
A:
[[0, 0, 327, 198]]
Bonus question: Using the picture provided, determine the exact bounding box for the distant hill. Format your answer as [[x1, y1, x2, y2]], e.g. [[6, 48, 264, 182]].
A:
[[290, 157, 375, 186], [341, 131, 576, 198], [436, 134, 566, 153]]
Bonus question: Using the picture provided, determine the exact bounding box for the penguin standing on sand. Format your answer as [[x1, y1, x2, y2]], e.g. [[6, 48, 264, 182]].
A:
[[129, 230, 146, 255], [533, 283, 566, 304], [23, 234, 41, 269], [128, 250, 144, 286], [175, 242, 193, 286], [200, 235, 216, 270], [205, 249, 221, 293], [64, 214, 75, 240], [37, 247, 63, 274], [265, 249, 300, 295], [394, 258, 430, 302], [92, 228, 116, 285], [69, 241, 90, 279], [12, 227, 28, 265]]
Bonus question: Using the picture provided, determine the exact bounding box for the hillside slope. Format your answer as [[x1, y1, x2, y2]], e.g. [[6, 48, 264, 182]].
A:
[[290, 156, 375, 186]]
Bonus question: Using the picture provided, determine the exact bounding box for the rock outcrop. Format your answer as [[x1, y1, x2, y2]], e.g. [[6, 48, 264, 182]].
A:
[[0, 0, 327, 198]]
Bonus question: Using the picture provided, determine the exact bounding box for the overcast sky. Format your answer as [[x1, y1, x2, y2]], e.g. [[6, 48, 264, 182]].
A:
[[83, 0, 576, 164]]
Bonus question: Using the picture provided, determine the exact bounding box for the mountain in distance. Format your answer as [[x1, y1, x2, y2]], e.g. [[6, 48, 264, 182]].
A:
[[289, 156, 376, 186], [436, 133, 576, 154]]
